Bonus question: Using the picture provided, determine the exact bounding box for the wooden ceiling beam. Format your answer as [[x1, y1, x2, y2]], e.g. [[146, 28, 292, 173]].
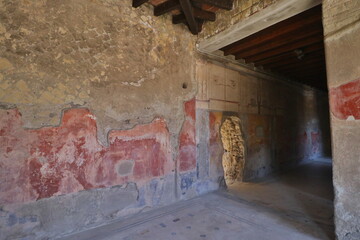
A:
[[271, 60, 324, 73], [254, 42, 324, 66], [272, 60, 325, 73], [263, 50, 325, 68], [173, 8, 215, 25], [222, 5, 322, 55], [154, 0, 181, 16], [172, 14, 187, 24], [272, 61, 325, 73], [254, 51, 296, 66], [173, 7, 215, 24], [280, 65, 326, 75], [242, 35, 324, 62], [283, 69, 326, 78], [197, 19, 205, 32], [193, 7, 216, 21], [235, 23, 323, 59], [191, 0, 233, 10], [179, 0, 199, 35], [132, 0, 148, 8]]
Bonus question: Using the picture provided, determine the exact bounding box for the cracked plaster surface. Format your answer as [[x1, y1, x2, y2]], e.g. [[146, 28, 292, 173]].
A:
[[0, 0, 196, 146]]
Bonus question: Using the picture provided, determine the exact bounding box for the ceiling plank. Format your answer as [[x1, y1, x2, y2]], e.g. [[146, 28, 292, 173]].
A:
[[179, 0, 199, 35], [280, 65, 326, 75], [254, 42, 324, 66], [272, 58, 325, 72], [254, 52, 296, 66], [222, 5, 322, 55], [263, 51, 325, 68], [154, 0, 181, 16], [191, 0, 233, 10], [282, 69, 326, 77], [273, 61, 325, 73], [235, 23, 323, 59], [242, 35, 324, 62], [132, 0, 148, 8]]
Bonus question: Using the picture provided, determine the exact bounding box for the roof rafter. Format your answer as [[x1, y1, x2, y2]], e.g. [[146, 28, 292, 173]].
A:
[[132, 0, 148, 8], [191, 0, 233, 10], [179, 0, 199, 34]]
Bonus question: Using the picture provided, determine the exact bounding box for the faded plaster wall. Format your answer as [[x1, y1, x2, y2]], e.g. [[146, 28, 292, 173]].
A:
[[196, 57, 331, 182], [0, 1, 214, 239], [323, 0, 360, 239], [0, 0, 196, 146]]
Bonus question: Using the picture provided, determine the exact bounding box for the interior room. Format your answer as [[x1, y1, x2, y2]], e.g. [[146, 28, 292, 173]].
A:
[[0, 0, 359, 239]]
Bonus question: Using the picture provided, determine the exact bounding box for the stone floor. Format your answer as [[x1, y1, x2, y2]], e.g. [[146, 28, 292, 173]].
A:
[[60, 160, 334, 240]]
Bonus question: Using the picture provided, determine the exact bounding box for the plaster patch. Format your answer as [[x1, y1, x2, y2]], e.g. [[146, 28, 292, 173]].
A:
[[121, 78, 145, 87]]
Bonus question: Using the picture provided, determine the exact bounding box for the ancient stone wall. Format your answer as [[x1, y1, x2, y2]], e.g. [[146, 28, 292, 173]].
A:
[[323, 0, 360, 239], [0, 1, 207, 239], [0, 0, 196, 145]]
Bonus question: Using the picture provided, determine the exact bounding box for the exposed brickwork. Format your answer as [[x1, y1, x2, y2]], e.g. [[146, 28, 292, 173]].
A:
[[199, 0, 278, 39]]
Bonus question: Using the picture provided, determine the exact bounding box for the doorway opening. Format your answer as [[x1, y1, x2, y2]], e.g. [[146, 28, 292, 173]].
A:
[[210, 3, 334, 239]]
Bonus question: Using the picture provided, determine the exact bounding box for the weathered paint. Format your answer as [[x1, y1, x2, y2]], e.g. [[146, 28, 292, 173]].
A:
[[329, 78, 360, 120], [0, 108, 173, 206], [179, 98, 196, 172], [311, 131, 320, 156], [208, 112, 224, 181], [0, 0, 197, 147], [180, 171, 196, 191], [247, 114, 270, 147], [209, 112, 223, 159]]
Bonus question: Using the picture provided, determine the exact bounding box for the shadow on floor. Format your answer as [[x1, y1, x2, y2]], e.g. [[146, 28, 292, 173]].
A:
[[227, 159, 335, 239]]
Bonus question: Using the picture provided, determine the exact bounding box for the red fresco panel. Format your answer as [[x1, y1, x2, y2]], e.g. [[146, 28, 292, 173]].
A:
[[0, 108, 173, 205], [329, 78, 360, 120], [179, 98, 196, 172]]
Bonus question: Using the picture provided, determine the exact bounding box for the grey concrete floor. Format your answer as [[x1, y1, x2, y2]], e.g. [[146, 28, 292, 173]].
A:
[[60, 160, 334, 240]]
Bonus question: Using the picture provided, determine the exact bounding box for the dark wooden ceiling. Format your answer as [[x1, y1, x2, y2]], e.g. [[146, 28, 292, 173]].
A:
[[132, 0, 233, 34], [221, 5, 327, 91]]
